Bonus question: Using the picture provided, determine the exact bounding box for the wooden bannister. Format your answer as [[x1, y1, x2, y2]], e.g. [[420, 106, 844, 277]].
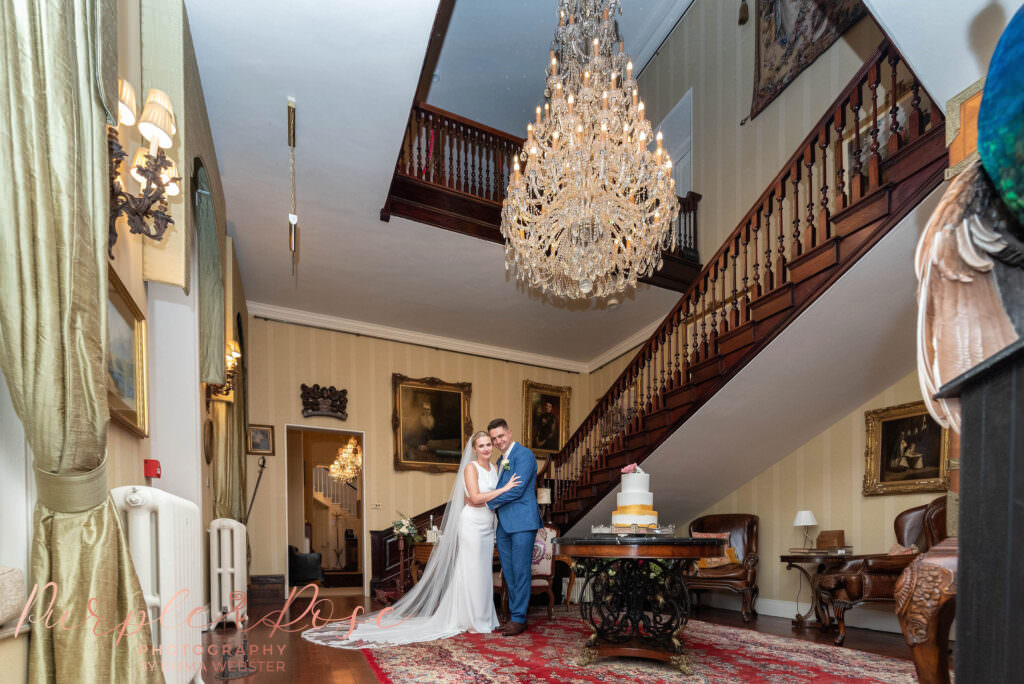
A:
[[548, 39, 948, 530]]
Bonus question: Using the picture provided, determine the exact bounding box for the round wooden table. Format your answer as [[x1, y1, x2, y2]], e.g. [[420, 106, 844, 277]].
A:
[[555, 535, 726, 673]]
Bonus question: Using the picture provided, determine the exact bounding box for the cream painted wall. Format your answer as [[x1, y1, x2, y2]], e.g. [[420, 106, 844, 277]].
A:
[[246, 318, 594, 577], [694, 370, 941, 630], [640, 6, 883, 252], [587, 345, 640, 410]]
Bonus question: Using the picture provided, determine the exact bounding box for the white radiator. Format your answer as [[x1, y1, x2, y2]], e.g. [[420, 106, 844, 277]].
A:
[[208, 518, 247, 626], [110, 485, 203, 684]]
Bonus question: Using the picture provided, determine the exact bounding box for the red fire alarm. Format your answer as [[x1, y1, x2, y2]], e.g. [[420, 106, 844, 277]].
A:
[[144, 459, 162, 478]]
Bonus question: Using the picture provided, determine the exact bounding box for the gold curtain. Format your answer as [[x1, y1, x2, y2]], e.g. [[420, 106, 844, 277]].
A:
[[196, 164, 225, 385], [211, 398, 246, 521], [0, 1, 163, 682]]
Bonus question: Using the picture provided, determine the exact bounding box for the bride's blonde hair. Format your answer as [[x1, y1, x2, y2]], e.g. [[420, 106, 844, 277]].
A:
[[470, 430, 490, 452]]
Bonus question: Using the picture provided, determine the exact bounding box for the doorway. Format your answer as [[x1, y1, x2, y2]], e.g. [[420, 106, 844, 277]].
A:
[[286, 426, 364, 588]]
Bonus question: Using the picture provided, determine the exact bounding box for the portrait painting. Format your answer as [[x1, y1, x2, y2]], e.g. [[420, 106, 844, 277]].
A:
[[247, 424, 275, 455], [863, 401, 950, 495], [522, 380, 571, 457], [107, 267, 148, 437], [393, 374, 472, 473]]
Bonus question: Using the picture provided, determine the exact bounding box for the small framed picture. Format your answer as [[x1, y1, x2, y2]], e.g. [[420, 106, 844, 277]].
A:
[[107, 266, 149, 437], [247, 424, 275, 455], [522, 380, 571, 457], [863, 401, 950, 495]]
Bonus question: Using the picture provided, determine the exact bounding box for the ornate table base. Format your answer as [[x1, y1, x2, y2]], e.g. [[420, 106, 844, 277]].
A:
[[556, 536, 725, 674], [574, 557, 694, 672], [895, 537, 956, 684]]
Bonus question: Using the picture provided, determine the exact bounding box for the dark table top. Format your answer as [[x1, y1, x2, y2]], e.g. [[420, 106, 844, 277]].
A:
[[555, 536, 726, 559], [780, 553, 872, 563]]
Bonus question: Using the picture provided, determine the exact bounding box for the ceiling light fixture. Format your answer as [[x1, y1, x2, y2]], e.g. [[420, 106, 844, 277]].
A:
[[501, 0, 678, 299], [329, 437, 362, 484], [287, 96, 299, 277]]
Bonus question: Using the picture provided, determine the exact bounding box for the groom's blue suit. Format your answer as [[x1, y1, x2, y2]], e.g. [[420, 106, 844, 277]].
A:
[[487, 441, 542, 624]]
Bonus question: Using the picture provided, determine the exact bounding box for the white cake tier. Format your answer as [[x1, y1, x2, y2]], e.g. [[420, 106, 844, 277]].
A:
[[612, 512, 659, 527], [620, 472, 650, 493], [617, 491, 654, 507]]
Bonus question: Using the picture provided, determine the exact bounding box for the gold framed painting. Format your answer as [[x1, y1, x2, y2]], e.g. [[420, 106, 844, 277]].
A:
[[522, 380, 570, 457], [247, 424, 275, 455], [392, 374, 472, 473], [863, 401, 950, 496], [107, 266, 149, 437]]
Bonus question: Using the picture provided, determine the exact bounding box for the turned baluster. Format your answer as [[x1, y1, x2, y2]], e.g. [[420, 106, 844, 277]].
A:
[[445, 120, 454, 189], [775, 180, 787, 284], [730, 236, 740, 328], [673, 308, 682, 387], [660, 329, 668, 399], [849, 81, 867, 201], [485, 135, 493, 200], [907, 79, 923, 140], [718, 252, 729, 336], [697, 279, 707, 361], [751, 214, 763, 299], [790, 163, 802, 259], [867, 61, 882, 190], [817, 123, 830, 241], [741, 224, 751, 322], [763, 196, 774, 292], [804, 142, 816, 251], [415, 110, 425, 178], [887, 52, 902, 155], [833, 106, 848, 212], [644, 347, 654, 413], [709, 262, 719, 354]]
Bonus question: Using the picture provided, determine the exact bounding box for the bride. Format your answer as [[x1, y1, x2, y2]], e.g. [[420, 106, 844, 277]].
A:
[[308, 430, 521, 646]]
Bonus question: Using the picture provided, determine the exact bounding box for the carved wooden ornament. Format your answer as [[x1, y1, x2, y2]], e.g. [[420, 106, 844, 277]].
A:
[[300, 383, 349, 420]]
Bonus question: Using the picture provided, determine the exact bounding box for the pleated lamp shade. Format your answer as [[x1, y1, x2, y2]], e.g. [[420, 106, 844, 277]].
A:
[[536, 487, 552, 505], [137, 102, 174, 149], [129, 147, 149, 185], [161, 158, 181, 197], [118, 79, 137, 126], [144, 89, 176, 133], [792, 510, 818, 527]]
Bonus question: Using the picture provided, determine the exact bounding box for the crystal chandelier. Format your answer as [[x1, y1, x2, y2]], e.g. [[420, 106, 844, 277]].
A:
[[501, 0, 679, 299], [329, 437, 362, 484]]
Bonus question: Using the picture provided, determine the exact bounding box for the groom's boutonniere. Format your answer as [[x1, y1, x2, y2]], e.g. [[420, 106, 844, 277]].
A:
[[502, 460, 512, 472]]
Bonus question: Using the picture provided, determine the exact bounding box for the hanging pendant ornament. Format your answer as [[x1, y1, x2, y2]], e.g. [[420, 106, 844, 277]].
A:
[[287, 97, 299, 277]]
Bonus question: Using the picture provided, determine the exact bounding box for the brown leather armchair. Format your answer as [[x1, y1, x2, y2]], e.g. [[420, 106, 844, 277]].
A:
[[818, 496, 946, 645], [686, 514, 759, 622]]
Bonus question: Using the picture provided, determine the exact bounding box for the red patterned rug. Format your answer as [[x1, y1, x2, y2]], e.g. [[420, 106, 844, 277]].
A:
[[304, 610, 916, 683]]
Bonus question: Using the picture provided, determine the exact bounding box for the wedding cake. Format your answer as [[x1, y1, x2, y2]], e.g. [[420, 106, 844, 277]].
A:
[[611, 465, 658, 528]]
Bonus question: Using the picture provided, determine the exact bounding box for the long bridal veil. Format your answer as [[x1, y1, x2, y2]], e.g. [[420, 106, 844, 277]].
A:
[[302, 439, 478, 647]]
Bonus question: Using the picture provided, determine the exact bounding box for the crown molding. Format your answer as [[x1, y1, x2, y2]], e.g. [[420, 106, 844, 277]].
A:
[[246, 301, 656, 375]]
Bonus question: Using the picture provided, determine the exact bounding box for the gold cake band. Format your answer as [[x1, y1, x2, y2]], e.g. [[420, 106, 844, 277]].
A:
[[613, 504, 656, 515]]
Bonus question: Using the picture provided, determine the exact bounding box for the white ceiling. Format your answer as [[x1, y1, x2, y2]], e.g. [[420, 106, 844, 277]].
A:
[[185, 0, 692, 366], [428, 0, 695, 135], [571, 185, 945, 534]]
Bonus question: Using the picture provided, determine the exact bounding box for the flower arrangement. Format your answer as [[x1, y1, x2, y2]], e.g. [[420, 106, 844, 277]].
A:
[[392, 513, 423, 545], [621, 463, 644, 474]]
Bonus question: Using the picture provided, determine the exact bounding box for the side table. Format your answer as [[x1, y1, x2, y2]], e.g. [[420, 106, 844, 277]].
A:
[[779, 553, 865, 630]]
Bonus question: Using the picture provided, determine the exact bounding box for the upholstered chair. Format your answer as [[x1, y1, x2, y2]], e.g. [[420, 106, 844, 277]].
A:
[[495, 526, 559, 620], [686, 514, 760, 622], [818, 496, 947, 645]]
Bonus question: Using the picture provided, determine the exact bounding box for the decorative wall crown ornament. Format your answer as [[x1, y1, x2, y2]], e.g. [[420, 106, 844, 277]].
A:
[[300, 384, 348, 420]]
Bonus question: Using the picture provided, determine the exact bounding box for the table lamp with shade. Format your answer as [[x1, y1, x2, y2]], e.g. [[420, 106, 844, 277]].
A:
[[537, 487, 552, 525], [793, 510, 818, 549]]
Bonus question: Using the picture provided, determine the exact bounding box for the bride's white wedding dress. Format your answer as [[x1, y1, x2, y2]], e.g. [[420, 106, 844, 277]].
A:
[[304, 453, 499, 647]]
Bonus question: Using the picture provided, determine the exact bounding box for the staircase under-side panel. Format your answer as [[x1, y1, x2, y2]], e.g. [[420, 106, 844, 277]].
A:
[[546, 39, 947, 532]]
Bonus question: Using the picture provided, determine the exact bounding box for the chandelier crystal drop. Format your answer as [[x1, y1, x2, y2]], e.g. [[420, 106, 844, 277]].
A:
[[500, 0, 679, 299]]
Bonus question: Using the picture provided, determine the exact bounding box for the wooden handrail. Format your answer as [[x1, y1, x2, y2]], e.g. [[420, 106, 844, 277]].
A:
[[551, 38, 942, 484], [414, 102, 525, 144]]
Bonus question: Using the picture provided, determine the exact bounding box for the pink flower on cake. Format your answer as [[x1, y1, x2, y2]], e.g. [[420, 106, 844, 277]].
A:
[[621, 463, 638, 474]]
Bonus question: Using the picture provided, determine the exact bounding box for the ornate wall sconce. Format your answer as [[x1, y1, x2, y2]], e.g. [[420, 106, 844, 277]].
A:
[[207, 340, 242, 402], [108, 79, 181, 257]]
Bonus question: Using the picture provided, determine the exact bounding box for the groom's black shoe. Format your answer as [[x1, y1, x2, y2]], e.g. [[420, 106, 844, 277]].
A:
[[502, 621, 527, 636]]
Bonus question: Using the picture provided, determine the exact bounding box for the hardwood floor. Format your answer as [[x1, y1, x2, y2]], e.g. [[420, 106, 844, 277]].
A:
[[200, 594, 912, 682]]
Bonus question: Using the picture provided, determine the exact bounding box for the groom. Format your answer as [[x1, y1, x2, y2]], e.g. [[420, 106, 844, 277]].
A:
[[486, 418, 541, 636]]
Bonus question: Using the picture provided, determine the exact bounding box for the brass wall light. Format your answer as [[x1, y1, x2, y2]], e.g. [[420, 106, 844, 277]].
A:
[[108, 79, 181, 257]]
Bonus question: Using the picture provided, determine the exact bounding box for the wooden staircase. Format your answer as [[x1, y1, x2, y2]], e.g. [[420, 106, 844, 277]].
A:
[[546, 39, 947, 532]]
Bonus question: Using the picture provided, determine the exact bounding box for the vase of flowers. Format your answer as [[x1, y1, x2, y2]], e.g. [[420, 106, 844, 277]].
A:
[[392, 514, 424, 546]]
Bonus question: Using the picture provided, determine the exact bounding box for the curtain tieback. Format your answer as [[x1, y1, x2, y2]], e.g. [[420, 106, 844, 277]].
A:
[[34, 462, 108, 513]]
